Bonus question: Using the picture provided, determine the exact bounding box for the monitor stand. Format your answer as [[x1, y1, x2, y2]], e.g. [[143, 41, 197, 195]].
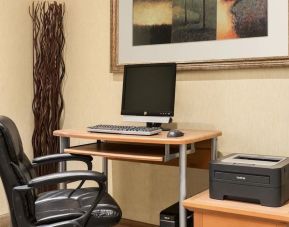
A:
[[146, 117, 173, 131], [146, 122, 162, 128]]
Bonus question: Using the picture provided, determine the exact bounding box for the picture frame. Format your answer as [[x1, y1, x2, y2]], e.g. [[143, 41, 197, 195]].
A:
[[110, 0, 289, 73]]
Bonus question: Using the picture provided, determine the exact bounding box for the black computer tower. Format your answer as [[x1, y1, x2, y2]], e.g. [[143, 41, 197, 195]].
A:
[[160, 202, 193, 227]]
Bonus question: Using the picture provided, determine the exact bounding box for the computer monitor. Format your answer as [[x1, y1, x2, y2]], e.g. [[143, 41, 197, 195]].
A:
[[121, 63, 176, 127]]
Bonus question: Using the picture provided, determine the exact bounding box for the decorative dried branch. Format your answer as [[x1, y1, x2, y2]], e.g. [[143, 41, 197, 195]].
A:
[[30, 1, 65, 191]]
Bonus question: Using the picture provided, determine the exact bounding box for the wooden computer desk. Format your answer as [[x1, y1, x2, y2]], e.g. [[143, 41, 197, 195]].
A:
[[183, 190, 289, 227], [53, 129, 222, 227]]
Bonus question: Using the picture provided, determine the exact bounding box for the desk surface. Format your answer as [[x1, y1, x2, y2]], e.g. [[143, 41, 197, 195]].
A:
[[183, 190, 289, 223], [54, 129, 222, 145]]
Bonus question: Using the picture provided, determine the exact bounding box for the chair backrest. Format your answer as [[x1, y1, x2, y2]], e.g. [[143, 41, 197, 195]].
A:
[[0, 116, 37, 227]]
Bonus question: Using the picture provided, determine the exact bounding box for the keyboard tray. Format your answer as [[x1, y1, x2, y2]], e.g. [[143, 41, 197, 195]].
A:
[[65, 142, 178, 162], [64, 140, 212, 170]]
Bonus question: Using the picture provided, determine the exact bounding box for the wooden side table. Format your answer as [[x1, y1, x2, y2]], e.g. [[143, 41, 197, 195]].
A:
[[183, 190, 289, 227]]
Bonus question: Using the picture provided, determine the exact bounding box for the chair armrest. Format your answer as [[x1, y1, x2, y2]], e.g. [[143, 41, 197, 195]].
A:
[[32, 154, 93, 170], [31, 170, 106, 188], [13, 171, 106, 226], [13, 171, 106, 191]]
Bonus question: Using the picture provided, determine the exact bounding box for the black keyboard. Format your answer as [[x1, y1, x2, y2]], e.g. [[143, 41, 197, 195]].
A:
[[87, 124, 162, 136]]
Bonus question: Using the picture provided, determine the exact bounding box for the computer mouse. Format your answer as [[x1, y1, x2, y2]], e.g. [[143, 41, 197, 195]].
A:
[[167, 129, 184, 138]]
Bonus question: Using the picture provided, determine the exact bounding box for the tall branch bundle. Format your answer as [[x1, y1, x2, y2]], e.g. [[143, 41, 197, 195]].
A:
[[30, 2, 65, 188]]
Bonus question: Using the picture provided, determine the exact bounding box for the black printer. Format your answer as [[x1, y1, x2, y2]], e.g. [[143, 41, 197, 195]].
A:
[[210, 153, 289, 207]]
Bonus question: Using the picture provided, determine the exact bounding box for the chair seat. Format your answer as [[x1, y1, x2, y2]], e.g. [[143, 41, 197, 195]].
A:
[[35, 187, 121, 226]]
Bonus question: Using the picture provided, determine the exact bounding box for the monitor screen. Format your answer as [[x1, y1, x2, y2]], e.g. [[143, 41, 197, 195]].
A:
[[121, 63, 176, 117]]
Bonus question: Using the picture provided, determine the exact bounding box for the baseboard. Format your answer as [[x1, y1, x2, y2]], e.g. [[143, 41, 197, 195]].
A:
[[0, 213, 10, 227]]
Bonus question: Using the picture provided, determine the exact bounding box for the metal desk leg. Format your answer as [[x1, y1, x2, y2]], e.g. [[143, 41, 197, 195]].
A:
[[179, 144, 187, 227], [97, 140, 109, 190], [102, 157, 108, 176], [211, 138, 218, 160], [103, 157, 108, 190], [59, 137, 70, 189]]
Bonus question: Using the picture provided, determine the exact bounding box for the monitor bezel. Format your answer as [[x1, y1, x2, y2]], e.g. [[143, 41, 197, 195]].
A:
[[121, 63, 177, 117]]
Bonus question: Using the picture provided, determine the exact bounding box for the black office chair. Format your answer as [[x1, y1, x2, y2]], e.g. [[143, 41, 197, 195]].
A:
[[0, 116, 122, 227]]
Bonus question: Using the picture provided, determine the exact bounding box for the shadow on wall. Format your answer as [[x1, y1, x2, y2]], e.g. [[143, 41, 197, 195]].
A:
[[176, 68, 289, 82], [112, 67, 289, 84]]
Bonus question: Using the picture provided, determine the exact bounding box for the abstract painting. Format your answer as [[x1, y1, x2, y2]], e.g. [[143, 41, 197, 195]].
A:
[[133, 0, 267, 46]]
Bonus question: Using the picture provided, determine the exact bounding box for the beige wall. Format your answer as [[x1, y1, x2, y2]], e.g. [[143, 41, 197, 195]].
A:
[[2, 0, 289, 226], [0, 0, 34, 216], [63, 0, 289, 225]]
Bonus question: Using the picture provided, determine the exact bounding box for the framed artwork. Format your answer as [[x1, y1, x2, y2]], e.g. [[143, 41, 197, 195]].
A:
[[111, 0, 289, 73]]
